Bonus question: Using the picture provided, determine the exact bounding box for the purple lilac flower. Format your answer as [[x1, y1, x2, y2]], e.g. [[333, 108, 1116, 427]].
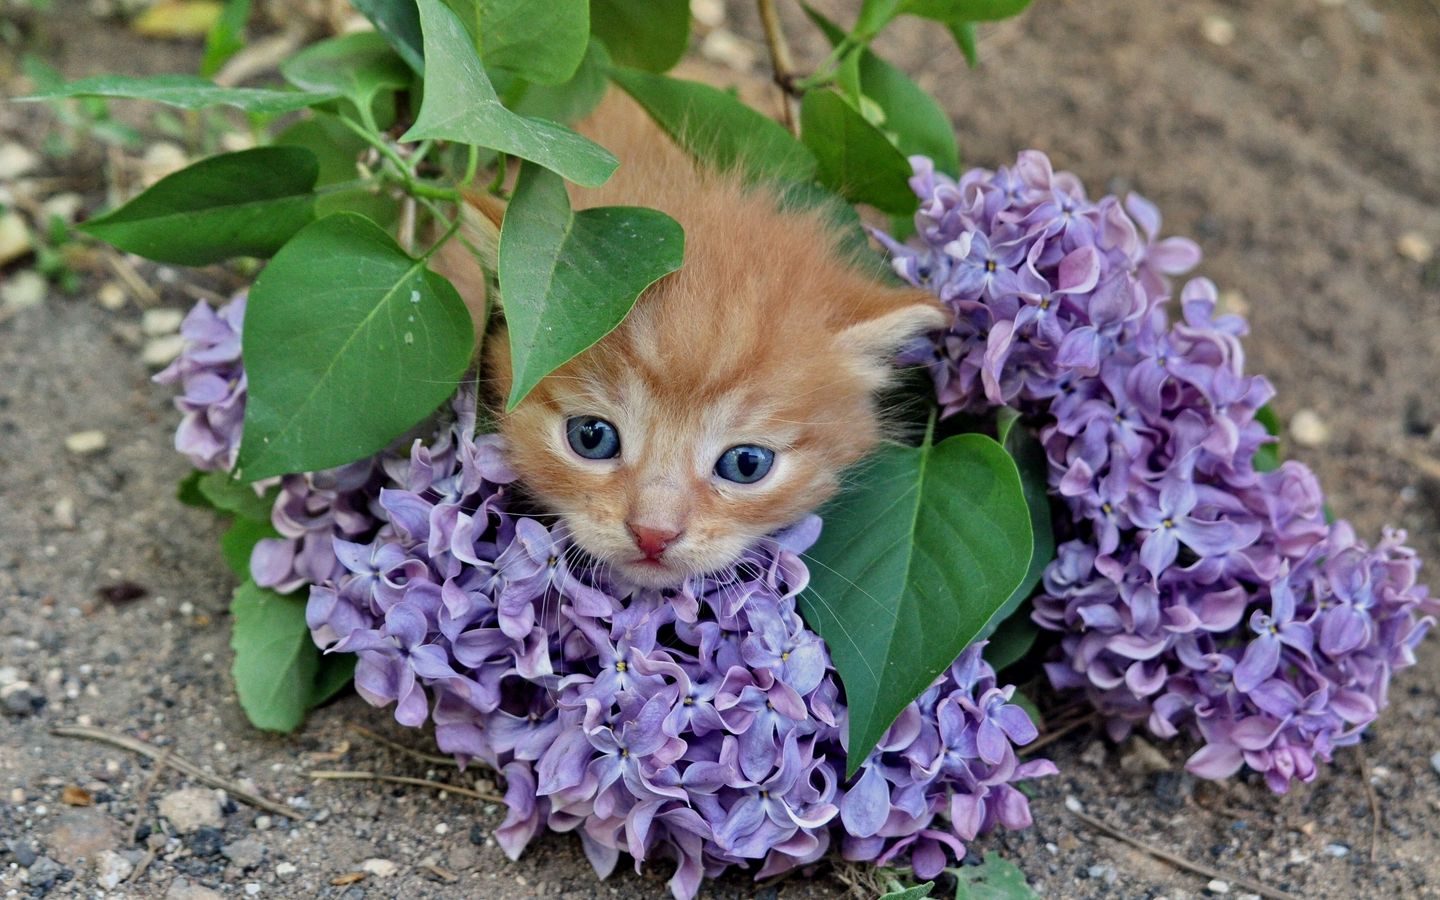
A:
[[156, 305, 1055, 898], [152, 297, 248, 471], [882, 151, 1436, 794]]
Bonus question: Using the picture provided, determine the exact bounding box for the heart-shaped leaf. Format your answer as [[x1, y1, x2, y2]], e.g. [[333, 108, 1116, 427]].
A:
[[500, 162, 684, 409], [351, 0, 426, 73], [800, 433, 1032, 776], [280, 31, 412, 113], [445, 0, 589, 86], [507, 38, 611, 124], [899, 0, 1035, 23], [974, 408, 1054, 643], [590, 0, 690, 73], [20, 74, 336, 114], [804, 4, 960, 173], [230, 580, 320, 732], [609, 67, 816, 183], [402, 0, 617, 187], [80, 147, 318, 265], [237, 213, 474, 480], [799, 89, 917, 215]]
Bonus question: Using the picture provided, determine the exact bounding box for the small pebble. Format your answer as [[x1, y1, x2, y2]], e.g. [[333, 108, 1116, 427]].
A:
[[1398, 231, 1434, 264], [361, 858, 398, 878], [2, 682, 37, 716], [276, 862, 298, 878], [244, 883, 262, 897], [52, 497, 77, 529], [95, 849, 134, 889], [9, 840, 39, 868], [97, 281, 128, 311], [255, 815, 273, 830], [141, 307, 185, 336], [691, 0, 724, 27], [1, 269, 46, 310], [700, 30, 758, 71], [0, 142, 40, 180], [1201, 14, 1236, 45], [0, 211, 32, 266], [434, 822, 450, 835], [1064, 795, 1084, 813], [64, 430, 109, 455], [142, 334, 188, 367], [1324, 842, 1350, 858], [158, 788, 224, 833], [187, 826, 225, 858], [1207, 879, 1231, 895], [1289, 409, 1330, 447], [41, 192, 84, 224]]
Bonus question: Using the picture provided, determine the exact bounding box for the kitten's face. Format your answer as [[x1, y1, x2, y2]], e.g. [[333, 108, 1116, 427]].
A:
[[488, 227, 947, 589]]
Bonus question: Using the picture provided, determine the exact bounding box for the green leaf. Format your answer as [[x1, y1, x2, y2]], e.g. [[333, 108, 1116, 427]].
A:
[[854, 0, 904, 40], [273, 114, 368, 186], [1253, 403, 1282, 473], [982, 604, 1038, 672], [230, 580, 321, 732], [176, 470, 213, 509], [19, 74, 337, 114], [220, 517, 281, 579], [500, 162, 684, 409], [197, 470, 278, 522], [953, 852, 1039, 899], [799, 89, 916, 216], [900, 0, 1034, 23], [800, 433, 1032, 776], [879, 882, 935, 900], [464, 0, 589, 85], [973, 409, 1053, 642], [237, 213, 474, 480], [80, 147, 318, 265], [950, 21, 979, 68], [508, 38, 611, 124], [200, 0, 250, 78], [609, 67, 816, 183], [351, 0, 427, 73], [312, 653, 356, 705], [280, 31, 411, 114], [401, 0, 617, 186], [590, 0, 690, 73], [804, 5, 960, 173]]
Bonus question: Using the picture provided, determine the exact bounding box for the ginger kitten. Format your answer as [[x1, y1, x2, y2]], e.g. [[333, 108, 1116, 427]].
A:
[[438, 93, 947, 589]]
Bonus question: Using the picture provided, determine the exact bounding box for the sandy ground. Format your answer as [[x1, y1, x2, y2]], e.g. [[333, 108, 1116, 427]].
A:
[[3, 1, 1440, 898]]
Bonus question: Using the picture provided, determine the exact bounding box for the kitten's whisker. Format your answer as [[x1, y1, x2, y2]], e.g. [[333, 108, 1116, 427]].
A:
[[797, 550, 902, 627], [795, 580, 880, 683]]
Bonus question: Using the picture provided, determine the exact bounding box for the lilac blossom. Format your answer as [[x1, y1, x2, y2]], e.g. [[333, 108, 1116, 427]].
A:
[[882, 150, 1435, 794], [155, 301, 1055, 898], [152, 297, 247, 471]]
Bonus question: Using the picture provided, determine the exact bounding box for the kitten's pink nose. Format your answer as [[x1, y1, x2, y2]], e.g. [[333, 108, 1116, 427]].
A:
[[628, 523, 682, 559]]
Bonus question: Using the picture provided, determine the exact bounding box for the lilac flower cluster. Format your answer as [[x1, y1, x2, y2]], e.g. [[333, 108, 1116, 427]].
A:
[[880, 151, 1436, 792], [153, 297, 248, 471], [304, 392, 1055, 897], [156, 298, 1055, 897]]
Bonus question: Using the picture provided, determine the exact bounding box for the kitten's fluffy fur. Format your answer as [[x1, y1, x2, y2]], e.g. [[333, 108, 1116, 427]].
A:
[[437, 93, 947, 588]]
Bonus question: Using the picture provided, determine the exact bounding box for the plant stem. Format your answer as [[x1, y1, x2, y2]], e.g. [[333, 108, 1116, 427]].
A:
[[418, 213, 462, 263], [462, 144, 480, 187], [486, 152, 509, 197], [756, 0, 800, 135], [337, 114, 461, 203]]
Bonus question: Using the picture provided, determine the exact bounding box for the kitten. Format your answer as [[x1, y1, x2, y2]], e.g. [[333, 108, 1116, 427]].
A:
[[436, 92, 947, 589]]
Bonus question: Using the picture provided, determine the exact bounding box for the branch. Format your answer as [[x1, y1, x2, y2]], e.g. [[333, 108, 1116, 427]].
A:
[[756, 0, 800, 135]]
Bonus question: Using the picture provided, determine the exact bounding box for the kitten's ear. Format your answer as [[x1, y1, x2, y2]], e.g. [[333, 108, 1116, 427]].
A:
[[835, 287, 950, 360]]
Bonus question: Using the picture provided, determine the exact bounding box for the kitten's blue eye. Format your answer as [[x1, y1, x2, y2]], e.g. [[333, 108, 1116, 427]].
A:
[[566, 416, 620, 460], [715, 445, 775, 484]]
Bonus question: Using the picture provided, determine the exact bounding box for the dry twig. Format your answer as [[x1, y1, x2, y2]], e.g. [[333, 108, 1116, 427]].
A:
[[350, 725, 457, 767], [1021, 712, 1099, 756], [755, 0, 799, 134], [49, 725, 301, 819], [307, 769, 505, 804], [1357, 745, 1382, 862], [1069, 806, 1300, 900]]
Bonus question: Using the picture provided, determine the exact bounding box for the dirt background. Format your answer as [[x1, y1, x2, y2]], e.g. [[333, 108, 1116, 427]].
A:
[[4, 0, 1440, 898]]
